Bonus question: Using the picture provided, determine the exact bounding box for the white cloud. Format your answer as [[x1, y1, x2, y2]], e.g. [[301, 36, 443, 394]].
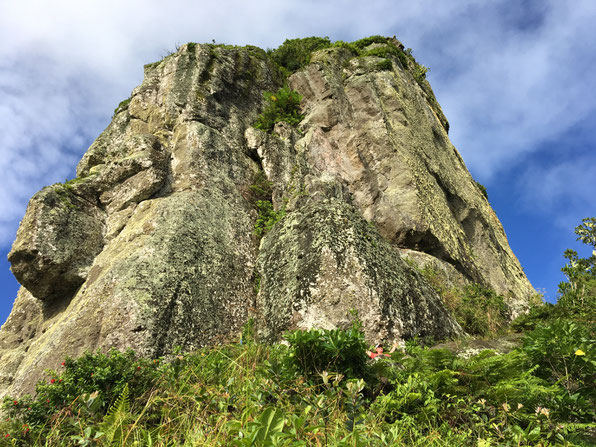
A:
[[519, 155, 596, 230], [418, 0, 596, 182]]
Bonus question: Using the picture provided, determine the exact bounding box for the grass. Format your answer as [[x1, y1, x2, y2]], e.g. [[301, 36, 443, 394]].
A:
[[1, 316, 594, 446]]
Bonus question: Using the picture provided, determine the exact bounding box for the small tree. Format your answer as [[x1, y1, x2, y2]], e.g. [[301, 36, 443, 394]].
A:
[[558, 218, 596, 314], [575, 217, 596, 256]]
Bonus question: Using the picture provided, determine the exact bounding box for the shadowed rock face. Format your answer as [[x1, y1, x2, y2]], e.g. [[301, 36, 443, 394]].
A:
[[1, 39, 535, 398]]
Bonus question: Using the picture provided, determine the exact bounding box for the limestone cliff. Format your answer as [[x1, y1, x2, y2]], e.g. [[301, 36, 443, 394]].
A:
[[0, 38, 535, 398]]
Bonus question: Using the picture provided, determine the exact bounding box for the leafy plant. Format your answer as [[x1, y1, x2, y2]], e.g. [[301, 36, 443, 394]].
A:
[[523, 319, 595, 399], [419, 265, 508, 336], [351, 35, 390, 50], [269, 37, 332, 73], [254, 200, 285, 237], [413, 64, 430, 82], [475, 180, 489, 200], [557, 218, 596, 319], [99, 383, 130, 444], [254, 86, 303, 133], [375, 59, 393, 71], [284, 323, 369, 382], [454, 284, 509, 336], [113, 98, 131, 116]]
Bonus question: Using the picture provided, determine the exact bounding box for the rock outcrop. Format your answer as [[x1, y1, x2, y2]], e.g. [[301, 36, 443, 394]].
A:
[[0, 38, 535, 398]]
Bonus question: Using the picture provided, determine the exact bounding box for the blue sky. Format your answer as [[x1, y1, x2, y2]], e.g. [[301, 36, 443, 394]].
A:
[[1, 0, 595, 326]]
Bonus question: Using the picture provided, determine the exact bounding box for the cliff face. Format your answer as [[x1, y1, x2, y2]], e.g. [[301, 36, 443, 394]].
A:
[[0, 39, 535, 398]]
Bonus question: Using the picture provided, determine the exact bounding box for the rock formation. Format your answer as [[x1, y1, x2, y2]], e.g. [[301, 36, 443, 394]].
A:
[[0, 38, 535, 398]]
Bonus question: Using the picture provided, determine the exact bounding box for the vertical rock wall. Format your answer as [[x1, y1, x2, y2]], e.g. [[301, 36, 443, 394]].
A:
[[0, 39, 534, 398]]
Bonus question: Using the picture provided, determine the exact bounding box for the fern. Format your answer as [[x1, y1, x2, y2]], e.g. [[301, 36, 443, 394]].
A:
[[100, 383, 131, 444]]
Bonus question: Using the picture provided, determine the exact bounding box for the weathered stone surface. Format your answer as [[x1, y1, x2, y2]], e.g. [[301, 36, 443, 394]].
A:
[[1, 38, 536, 399], [399, 248, 468, 291], [0, 289, 43, 391], [8, 184, 106, 301], [288, 46, 534, 316], [257, 200, 462, 343]]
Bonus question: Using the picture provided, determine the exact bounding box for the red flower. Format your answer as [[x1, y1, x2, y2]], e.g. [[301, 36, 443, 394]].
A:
[[50, 379, 55, 384], [13, 401, 17, 406], [5, 433, 9, 438], [137, 366, 141, 370], [61, 362, 65, 366]]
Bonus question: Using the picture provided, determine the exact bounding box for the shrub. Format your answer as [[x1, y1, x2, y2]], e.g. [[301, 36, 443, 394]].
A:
[[269, 37, 332, 73], [2, 349, 162, 444], [284, 323, 369, 382], [254, 200, 285, 237], [113, 98, 131, 116], [413, 64, 429, 82], [475, 180, 489, 200], [510, 302, 557, 332], [522, 319, 595, 398], [248, 171, 273, 202], [451, 284, 509, 336], [351, 35, 389, 50], [361, 45, 401, 59], [375, 59, 393, 71], [371, 373, 440, 424], [254, 86, 303, 133], [419, 265, 508, 336]]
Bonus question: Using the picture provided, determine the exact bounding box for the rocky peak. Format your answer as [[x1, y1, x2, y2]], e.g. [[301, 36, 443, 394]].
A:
[[1, 38, 535, 398]]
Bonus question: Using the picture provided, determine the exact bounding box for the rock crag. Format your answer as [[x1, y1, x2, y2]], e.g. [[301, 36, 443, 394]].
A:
[[0, 38, 535, 398]]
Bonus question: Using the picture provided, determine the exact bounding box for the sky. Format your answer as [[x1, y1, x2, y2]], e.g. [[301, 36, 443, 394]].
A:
[[1, 0, 595, 326]]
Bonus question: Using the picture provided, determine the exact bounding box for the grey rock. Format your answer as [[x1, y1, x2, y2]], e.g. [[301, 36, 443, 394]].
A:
[[1, 39, 536, 399]]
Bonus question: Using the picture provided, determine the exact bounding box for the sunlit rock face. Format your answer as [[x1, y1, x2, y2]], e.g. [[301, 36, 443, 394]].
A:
[[0, 39, 534, 398]]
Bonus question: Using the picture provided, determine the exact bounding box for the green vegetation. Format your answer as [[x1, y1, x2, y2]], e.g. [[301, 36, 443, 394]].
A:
[[2, 314, 594, 445], [54, 177, 89, 210], [284, 318, 369, 383], [254, 86, 303, 133], [475, 180, 489, 200], [268, 37, 332, 74], [113, 98, 131, 117], [2, 215, 595, 444], [419, 266, 509, 337], [413, 64, 430, 83], [267, 35, 428, 83], [512, 217, 596, 332], [248, 171, 285, 237], [558, 217, 596, 317], [375, 59, 393, 71], [254, 200, 285, 237]]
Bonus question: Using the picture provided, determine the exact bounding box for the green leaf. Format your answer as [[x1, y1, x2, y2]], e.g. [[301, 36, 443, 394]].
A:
[[253, 407, 285, 444]]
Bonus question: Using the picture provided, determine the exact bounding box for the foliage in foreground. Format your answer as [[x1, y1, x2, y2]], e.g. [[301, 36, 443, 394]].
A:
[[512, 217, 596, 332], [1, 317, 595, 446]]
